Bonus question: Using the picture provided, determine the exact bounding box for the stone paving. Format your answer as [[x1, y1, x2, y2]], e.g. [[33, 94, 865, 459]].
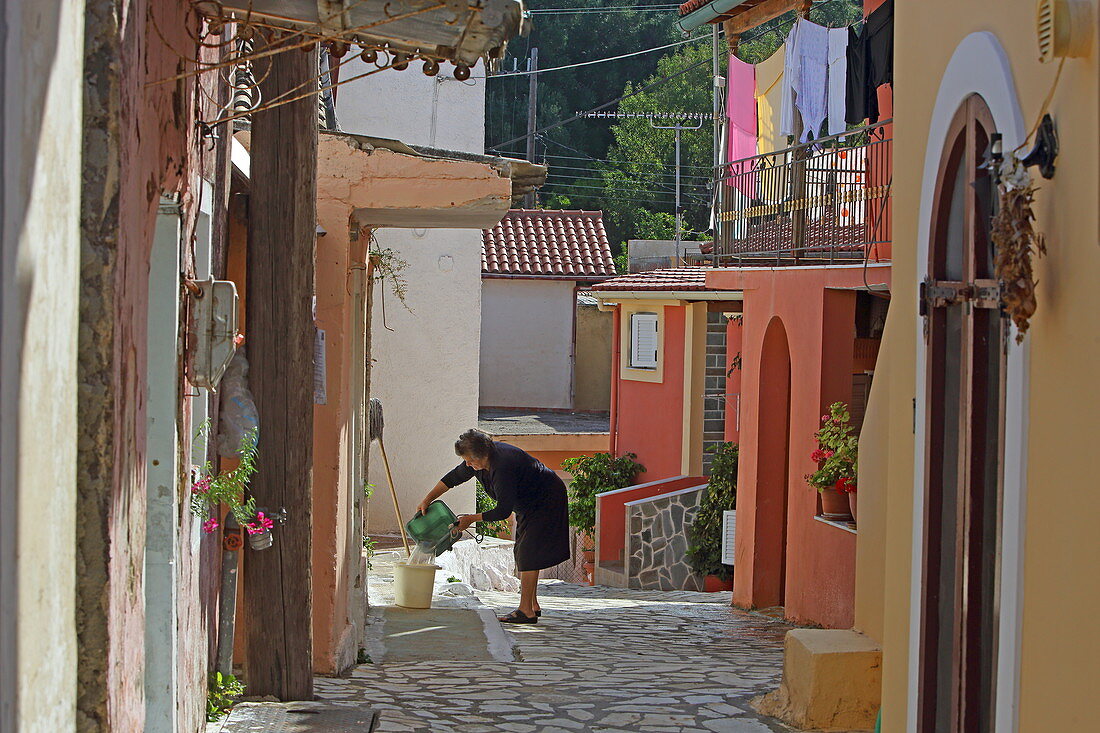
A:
[[307, 560, 806, 732]]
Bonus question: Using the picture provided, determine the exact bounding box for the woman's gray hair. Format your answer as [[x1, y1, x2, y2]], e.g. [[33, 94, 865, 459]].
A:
[[455, 429, 494, 459]]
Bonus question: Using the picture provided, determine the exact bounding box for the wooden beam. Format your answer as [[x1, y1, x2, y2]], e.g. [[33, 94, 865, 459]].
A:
[[722, 0, 802, 37], [244, 35, 318, 701]]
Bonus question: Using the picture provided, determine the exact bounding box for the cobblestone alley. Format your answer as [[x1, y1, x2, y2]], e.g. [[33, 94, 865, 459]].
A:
[[215, 549, 810, 732]]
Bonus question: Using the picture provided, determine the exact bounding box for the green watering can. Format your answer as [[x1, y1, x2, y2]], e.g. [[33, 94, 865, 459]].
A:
[[405, 500, 462, 556]]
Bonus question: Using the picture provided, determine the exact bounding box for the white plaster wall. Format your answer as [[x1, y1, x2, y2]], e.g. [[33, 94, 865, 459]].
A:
[[335, 57, 485, 154], [0, 1, 83, 728], [480, 279, 577, 410], [337, 61, 486, 532], [366, 230, 482, 532]]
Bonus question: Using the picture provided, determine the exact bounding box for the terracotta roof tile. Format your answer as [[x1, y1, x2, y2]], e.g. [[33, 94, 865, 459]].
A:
[[482, 210, 616, 279], [591, 267, 710, 292]]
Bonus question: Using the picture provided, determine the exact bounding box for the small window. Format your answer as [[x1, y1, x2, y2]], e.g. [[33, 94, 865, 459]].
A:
[[630, 312, 659, 369]]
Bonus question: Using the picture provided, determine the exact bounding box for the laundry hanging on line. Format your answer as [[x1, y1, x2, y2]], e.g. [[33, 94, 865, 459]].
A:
[[845, 0, 894, 126], [726, 55, 758, 198], [791, 18, 829, 143], [754, 46, 786, 158]]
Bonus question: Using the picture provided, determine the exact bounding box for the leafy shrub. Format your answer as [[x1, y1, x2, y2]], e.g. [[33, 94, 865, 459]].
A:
[[207, 671, 245, 722], [687, 443, 739, 581], [806, 402, 858, 494], [475, 480, 511, 538], [561, 452, 646, 545]]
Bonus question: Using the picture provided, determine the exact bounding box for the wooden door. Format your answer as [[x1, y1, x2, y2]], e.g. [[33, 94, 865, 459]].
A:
[[918, 94, 1005, 733]]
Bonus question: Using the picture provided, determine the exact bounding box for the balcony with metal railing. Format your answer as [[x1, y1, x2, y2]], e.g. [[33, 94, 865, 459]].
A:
[[701, 120, 892, 268]]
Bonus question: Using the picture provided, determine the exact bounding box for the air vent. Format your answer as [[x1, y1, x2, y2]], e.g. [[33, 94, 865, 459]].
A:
[[1037, 0, 1093, 63], [720, 510, 736, 566]]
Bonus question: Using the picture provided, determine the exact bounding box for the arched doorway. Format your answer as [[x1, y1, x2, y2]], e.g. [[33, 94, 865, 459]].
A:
[[754, 316, 792, 609], [919, 93, 1004, 732]]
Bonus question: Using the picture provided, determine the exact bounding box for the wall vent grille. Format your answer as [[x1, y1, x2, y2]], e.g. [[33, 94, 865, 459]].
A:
[[1036, 0, 1093, 63]]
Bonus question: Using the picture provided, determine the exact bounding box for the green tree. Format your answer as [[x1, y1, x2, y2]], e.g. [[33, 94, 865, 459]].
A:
[[485, 0, 864, 253], [601, 43, 715, 246]]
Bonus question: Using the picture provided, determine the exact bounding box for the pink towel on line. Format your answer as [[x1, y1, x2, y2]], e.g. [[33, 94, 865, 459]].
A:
[[726, 55, 758, 198]]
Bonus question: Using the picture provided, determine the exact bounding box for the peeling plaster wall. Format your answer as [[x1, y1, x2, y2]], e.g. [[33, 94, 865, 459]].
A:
[[0, 1, 84, 729], [335, 62, 487, 533], [78, 1, 210, 730]]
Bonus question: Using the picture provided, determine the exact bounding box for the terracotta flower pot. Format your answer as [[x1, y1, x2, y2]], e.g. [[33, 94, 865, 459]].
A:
[[582, 561, 595, 585], [819, 487, 852, 520], [581, 548, 595, 564], [704, 575, 733, 592]]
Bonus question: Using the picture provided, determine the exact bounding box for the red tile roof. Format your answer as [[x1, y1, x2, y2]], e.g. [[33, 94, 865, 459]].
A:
[[482, 210, 616, 279], [591, 267, 710, 292]]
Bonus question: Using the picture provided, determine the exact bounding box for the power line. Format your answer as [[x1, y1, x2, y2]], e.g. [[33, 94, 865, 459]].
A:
[[482, 35, 708, 78], [488, 54, 712, 150], [545, 163, 713, 181], [528, 6, 680, 14], [490, 0, 855, 150], [536, 152, 713, 171], [542, 177, 710, 204]]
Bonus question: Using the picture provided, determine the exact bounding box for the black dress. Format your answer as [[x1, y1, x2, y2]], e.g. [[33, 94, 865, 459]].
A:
[[441, 441, 571, 572]]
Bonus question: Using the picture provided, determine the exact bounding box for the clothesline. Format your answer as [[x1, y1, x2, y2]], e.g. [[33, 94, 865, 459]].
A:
[[727, 0, 894, 165]]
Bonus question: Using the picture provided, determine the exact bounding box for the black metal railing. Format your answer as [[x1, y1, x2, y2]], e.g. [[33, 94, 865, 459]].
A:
[[705, 120, 892, 267]]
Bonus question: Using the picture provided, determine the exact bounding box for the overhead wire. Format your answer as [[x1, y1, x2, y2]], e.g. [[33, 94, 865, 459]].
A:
[[480, 35, 709, 78], [488, 0, 854, 151]]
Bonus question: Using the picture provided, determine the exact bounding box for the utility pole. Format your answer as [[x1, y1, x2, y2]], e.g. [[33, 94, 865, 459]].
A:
[[524, 48, 538, 208], [245, 35, 316, 701], [579, 110, 710, 263], [650, 119, 705, 262]]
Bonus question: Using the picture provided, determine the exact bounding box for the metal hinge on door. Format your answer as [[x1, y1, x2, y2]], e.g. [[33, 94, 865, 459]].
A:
[[919, 278, 1002, 316]]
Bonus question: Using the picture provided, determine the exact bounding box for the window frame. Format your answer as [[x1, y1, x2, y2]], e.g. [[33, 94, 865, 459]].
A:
[[628, 311, 660, 370]]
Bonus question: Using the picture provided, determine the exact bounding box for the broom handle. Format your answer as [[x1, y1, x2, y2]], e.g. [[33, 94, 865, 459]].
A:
[[378, 438, 411, 556]]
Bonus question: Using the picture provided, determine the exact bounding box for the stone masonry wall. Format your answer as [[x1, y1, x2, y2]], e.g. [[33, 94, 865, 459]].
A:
[[703, 312, 728, 475], [627, 488, 706, 591]]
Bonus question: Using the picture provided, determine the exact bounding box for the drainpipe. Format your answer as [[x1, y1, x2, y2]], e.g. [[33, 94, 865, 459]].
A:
[[673, 0, 751, 36], [570, 283, 581, 409], [215, 513, 241, 676], [608, 305, 621, 457]]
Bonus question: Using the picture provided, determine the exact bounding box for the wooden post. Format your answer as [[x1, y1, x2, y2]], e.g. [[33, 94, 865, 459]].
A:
[[244, 36, 317, 701], [789, 115, 808, 264]]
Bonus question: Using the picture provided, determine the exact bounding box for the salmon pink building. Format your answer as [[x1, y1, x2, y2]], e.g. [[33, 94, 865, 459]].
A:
[[593, 62, 893, 630]]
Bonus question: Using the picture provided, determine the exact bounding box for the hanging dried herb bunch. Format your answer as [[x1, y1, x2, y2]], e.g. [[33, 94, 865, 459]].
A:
[[991, 159, 1047, 344]]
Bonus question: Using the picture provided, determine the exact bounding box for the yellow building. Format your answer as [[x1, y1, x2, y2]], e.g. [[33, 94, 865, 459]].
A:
[[857, 1, 1099, 731]]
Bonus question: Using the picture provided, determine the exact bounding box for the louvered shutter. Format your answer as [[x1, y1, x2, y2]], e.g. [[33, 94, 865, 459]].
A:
[[630, 312, 659, 369], [721, 510, 736, 565]]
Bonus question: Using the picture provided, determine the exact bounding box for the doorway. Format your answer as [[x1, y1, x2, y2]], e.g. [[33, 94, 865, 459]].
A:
[[754, 316, 792, 608], [919, 94, 1005, 732]]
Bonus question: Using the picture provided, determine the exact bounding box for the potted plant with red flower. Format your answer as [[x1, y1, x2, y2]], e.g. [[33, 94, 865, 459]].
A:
[[190, 427, 282, 550], [806, 403, 858, 521]]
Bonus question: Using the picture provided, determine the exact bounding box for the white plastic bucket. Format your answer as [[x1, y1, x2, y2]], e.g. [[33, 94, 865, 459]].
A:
[[393, 562, 440, 608]]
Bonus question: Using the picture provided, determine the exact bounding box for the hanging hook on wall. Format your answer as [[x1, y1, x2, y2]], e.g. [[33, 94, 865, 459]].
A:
[[1020, 114, 1059, 180]]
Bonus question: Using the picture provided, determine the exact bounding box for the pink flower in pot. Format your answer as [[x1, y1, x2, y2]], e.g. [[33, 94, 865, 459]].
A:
[[245, 512, 275, 535]]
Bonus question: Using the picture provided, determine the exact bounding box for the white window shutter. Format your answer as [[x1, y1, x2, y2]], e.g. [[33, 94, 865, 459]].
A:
[[721, 510, 736, 565], [630, 313, 659, 369]]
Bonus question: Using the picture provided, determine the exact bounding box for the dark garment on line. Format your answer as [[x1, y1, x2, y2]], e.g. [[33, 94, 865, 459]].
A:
[[845, 0, 894, 125], [441, 441, 571, 572]]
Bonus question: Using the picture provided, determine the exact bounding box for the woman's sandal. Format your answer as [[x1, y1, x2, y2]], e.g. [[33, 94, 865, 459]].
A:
[[498, 609, 538, 624]]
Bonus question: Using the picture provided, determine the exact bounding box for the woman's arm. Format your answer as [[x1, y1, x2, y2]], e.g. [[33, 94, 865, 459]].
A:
[[416, 480, 451, 516], [417, 462, 476, 515]]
